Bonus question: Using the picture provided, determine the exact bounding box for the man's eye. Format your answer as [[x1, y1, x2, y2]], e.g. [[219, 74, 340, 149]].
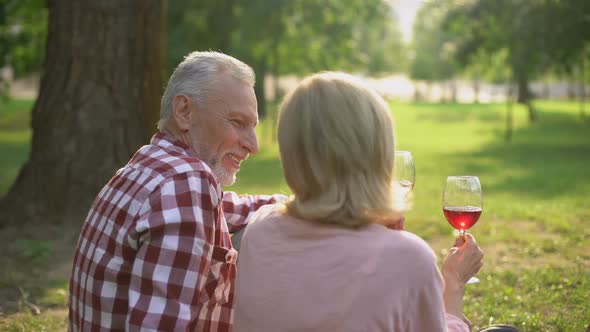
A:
[[230, 119, 243, 127]]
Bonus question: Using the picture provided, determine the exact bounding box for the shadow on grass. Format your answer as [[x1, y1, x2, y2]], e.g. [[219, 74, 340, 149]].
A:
[[447, 109, 590, 200], [0, 223, 77, 317], [0, 141, 30, 195], [413, 102, 505, 123], [0, 99, 32, 195]]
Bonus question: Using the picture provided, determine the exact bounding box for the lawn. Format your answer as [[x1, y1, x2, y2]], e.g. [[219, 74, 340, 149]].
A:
[[0, 98, 588, 331]]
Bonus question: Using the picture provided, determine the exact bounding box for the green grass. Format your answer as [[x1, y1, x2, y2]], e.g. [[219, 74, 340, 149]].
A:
[[0, 99, 32, 194], [1, 98, 589, 331]]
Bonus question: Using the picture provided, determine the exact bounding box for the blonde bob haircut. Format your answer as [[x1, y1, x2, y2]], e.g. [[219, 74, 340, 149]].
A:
[[278, 72, 404, 228]]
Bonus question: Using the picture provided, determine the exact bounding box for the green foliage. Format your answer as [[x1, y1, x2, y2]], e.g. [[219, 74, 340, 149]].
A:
[[0, 0, 47, 77], [410, 0, 459, 81], [462, 48, 511, 84], [166, 0, 407, 118], [361, 10, 407, 75], [166, 0, 238, 75], [166, 0, 407, 76], [255, 0, 403, 74], [443, 0, 590, 85]]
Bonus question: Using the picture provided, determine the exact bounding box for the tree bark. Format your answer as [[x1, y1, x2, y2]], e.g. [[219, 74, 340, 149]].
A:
[[505, 82, 514, 142], [580, 61, 586, 119], [473, 80, 480, 104], [516, 71, 537, 122], [450, 80, 457, 103], [0, 0, 165, 226]]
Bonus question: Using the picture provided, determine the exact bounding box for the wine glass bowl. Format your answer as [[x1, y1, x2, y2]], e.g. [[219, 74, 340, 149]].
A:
[[442, 176, 483, 236], [393, 151, 415, 194]]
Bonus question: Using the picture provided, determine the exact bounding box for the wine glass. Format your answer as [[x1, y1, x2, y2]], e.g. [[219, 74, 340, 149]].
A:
[[393, 151, 415, 196], [442, 175, 483, 283]]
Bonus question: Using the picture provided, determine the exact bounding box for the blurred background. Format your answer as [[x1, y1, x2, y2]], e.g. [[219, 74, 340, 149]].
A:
[[0, 0, 589, 331], [3, 0, 589, 110]]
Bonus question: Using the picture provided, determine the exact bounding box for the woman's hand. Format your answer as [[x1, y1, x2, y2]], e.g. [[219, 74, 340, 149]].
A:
[[441, 233, 484, 326], [442, 233, 484, 286]]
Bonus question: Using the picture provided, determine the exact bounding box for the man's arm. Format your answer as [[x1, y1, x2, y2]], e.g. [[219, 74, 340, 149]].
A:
[[127, 172, 218, 331], [222, 191, 287, 233]]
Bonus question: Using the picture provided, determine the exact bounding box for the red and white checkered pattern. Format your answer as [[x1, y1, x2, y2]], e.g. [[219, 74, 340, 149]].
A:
[[69, 132, 284, 331]]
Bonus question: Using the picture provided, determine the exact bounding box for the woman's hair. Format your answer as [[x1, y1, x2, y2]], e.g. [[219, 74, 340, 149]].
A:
[[158, 51, 255, 130], [278, 72, 404, 228]]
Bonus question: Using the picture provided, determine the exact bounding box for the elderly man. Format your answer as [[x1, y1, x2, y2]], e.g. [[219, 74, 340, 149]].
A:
[[68, 51, 285, 331]]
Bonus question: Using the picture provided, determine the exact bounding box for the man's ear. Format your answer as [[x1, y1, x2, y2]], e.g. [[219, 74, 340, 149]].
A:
[[172, 94, 193, 131]]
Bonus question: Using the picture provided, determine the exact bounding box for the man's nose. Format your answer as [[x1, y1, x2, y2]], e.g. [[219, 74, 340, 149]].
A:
[[241, 128, 259, 155]]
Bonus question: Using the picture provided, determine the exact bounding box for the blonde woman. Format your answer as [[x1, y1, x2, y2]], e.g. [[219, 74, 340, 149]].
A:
[[233, 72, 485, 331]]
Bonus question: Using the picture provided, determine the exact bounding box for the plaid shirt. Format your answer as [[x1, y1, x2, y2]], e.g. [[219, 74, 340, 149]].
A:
[[69, 132, 285, 331]]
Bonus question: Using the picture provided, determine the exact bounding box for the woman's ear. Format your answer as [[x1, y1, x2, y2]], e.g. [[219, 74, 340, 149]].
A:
[[172, 94, 193, 132]]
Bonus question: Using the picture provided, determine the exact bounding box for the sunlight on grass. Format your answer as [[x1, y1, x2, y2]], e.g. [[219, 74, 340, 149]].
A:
[[0, 310, 68, 332], [1, 98, 589, 330], [38, 281, 69, 308]]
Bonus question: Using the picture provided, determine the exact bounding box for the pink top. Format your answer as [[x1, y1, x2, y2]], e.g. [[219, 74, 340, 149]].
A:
[[233, 206, 469, 332]]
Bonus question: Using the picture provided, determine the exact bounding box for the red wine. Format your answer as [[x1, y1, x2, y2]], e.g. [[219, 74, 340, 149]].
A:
[[443, 206, 482, 230]]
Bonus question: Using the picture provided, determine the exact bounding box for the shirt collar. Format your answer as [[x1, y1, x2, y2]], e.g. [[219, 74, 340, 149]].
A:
[[150, 132, 224, 197], [150, 131, 200, 159]]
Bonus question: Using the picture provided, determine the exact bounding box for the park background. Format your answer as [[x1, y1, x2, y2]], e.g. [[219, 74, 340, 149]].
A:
[[0, 0, 589, 331]]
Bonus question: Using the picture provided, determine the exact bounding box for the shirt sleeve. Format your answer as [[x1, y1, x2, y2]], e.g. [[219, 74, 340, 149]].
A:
[[405, 243, 469, 332], [221, 191, 288, 233], [445, 313, 471, 332], [126, 171, 218, 331]]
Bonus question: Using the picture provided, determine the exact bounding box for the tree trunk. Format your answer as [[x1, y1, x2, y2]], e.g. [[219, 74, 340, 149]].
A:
[[271, 47, 280, 144], [473, 80, 480, 104], [505, 82, 514, 142], [580, 61, 586, 119], [516, 71, 537, 122], [413, 83, 422, 102], [567, 80, 576, 99], [0, 0, 164, 226], [254, 58, 268, 119], [440, 81, 448, 103], [543, 81, 551, 99], [450, 80, 457, 103]]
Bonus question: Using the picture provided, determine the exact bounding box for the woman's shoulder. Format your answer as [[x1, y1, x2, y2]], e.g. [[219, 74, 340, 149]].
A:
[[377, 228, 438, 265], [241, 204, 287, 236]]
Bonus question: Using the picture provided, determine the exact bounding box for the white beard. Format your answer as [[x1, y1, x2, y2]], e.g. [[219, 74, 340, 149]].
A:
[[210, 161, 237, 187]]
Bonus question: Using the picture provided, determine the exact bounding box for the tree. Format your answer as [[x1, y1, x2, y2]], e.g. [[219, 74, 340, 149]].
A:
[[166, 0, 238, 73], [409, 0, 459, 102], [0, 0, 47, 97], [0, 0, 165, 226], [167, 0, 405, 118], [444, 0, 590, 122], [358, 4, 407, 76]]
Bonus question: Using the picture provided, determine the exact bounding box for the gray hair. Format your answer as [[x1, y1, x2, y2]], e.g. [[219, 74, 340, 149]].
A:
[[158, 51, 256, 130]]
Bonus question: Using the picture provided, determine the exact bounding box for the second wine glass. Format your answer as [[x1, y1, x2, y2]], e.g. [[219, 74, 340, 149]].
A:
[[393, 151, 415, 196]]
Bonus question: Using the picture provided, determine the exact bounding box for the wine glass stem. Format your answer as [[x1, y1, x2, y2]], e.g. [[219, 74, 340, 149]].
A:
[[459, 229, 466, 237]]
